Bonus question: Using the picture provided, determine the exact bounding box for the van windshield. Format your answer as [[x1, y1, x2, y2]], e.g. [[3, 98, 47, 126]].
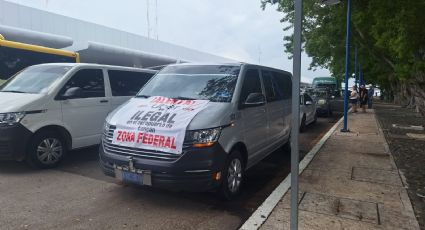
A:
[[138, 65, 240, 102], [0, 65, 71, 94]]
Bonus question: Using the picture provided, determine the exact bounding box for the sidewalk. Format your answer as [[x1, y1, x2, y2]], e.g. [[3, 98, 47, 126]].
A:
[[260, 110, 421, 230]]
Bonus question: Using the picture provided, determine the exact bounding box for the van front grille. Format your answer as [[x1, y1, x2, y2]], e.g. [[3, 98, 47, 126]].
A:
[[102, 125, 182, 162], [0, 141, 10, 155]]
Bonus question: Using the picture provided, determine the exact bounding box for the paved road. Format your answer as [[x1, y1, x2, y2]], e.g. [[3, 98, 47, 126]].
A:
[[0, 115, 340, 230]]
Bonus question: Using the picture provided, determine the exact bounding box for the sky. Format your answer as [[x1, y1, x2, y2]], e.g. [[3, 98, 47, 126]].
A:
[[7, 0, 331, 83]]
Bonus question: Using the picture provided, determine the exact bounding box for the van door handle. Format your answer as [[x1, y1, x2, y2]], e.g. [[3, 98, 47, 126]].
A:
[[100, 99, 109, 103], [260, 108, 266, 113]]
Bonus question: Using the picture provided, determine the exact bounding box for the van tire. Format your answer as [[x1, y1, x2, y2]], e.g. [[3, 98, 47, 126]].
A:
[[300, 114, 307, 133], [282, 140, 291, 153], [220, 150, 244, 200], [26, 130, 66, 169]]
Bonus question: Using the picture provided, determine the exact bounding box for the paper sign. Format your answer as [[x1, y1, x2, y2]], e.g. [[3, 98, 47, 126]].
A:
[[112, 96, 209, 154]]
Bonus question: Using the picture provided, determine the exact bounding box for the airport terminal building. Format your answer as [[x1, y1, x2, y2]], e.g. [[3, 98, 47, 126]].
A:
[[0, 0, 232, 69]]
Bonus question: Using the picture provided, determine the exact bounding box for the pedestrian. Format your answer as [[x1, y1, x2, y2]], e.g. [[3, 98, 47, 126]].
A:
[[368, 85, 374, 109], [359, 84, 368, 112], [349, 85, 358, 113]]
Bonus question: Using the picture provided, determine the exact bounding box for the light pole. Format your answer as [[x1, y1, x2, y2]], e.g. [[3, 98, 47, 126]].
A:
[[290, 0, 352, 228], [290, 0, 303, 229], [341, 0, 352, 132], [323, 0, 352, 133]]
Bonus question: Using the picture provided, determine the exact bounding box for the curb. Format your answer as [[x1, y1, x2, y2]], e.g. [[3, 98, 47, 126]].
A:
[[239, 116, 344, 230]]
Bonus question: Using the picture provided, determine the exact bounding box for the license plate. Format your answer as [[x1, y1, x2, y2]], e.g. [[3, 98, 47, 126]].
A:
[[122, 171, 143, 185], [114, 167, 152, 186]]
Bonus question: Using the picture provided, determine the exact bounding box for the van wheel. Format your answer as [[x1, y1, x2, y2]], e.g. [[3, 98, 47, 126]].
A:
[[282, 140, 291, 153], [300, 114, 307, 133], [26, 130, 66, 169], [220, 150, 244, 200]]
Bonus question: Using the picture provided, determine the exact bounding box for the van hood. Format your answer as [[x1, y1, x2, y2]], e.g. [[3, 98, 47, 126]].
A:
[[0, 92, 46, 113], [107, 98, 233, 130], [186, 102, 233, 130]]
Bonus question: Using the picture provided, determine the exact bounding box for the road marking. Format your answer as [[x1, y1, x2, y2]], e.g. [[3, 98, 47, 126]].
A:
[[239, 116, 344, 230]]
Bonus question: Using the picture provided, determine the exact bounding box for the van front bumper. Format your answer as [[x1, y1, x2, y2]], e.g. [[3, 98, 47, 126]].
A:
[[99, 143, 228, 192], [0, 124, 33, 161]]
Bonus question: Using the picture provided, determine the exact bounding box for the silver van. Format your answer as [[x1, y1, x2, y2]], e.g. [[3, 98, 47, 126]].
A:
[[100, 63, 292, 199]]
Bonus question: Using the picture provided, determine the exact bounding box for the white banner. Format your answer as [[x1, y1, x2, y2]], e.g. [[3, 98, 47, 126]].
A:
[[112, 96, 209, 154]]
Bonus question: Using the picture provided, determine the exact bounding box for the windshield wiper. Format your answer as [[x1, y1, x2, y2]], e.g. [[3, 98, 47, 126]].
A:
[[173, 96, 197, 100], [135, 94, 150, 98], [0, 90, 26, 93]]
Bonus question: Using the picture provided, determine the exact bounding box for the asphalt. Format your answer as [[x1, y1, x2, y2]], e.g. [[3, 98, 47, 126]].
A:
[[0, 115, 339, 230]]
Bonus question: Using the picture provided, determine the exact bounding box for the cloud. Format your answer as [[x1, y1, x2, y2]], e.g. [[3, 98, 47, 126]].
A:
[[6, 0, 331, 80]]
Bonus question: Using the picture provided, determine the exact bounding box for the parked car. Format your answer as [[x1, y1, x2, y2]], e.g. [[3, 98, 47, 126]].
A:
[[300, 92, 317, 132], [0, 63, 156, 168], [312, 88, 333, 116], [100, 63, 293, 199]]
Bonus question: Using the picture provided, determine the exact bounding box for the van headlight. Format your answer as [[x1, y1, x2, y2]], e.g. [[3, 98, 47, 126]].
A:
[[0, 112, 26, 126], [317, 99, 327, 105], [103, 121, 111, 133], [185, 127, 222, 148]]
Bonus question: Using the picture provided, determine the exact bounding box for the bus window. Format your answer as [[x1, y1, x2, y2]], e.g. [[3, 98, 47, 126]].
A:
[[0, 46, 76, 80]]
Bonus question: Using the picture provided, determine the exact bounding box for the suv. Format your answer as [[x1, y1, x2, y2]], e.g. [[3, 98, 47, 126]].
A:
[[0, 63, 156, 168], [100, 63, 293, 199]]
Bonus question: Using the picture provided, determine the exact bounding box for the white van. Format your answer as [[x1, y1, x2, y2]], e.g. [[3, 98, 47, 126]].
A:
[[0, 63, 156, 168]]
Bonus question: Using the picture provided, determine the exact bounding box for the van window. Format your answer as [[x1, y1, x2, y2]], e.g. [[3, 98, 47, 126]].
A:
[[138, 65, 239, 103], [60, 69, 105, 98], [240, 69, 262, 104], [273, 72, 292, 99], [0, 65, 70, 94], [304, 94, 313, 104], [108, 70, 153, 96], [262, 70, 284, 102]]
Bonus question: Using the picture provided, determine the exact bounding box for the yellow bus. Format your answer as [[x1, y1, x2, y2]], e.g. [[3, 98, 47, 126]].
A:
[[0, 34, 79, 83]]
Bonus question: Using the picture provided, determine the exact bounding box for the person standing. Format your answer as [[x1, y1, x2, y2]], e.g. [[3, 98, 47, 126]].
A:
[[359, 85, 368, 112], [349, 85, 359, 113], [368, 86, 374, 109]]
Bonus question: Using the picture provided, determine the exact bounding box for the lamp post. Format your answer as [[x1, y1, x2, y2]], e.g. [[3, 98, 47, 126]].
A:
[[290, 0, 303, 229], [323, 0, 352, 133], [290, 0, 352, 228], [341, 0, 352, 132]]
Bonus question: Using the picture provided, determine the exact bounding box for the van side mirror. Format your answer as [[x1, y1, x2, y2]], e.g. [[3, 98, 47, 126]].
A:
[[243, 93, 265, 107], [62, 87, 83, 99], [305, 100, 313, 105]]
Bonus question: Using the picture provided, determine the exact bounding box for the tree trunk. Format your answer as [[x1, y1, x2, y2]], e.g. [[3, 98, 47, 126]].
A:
[[411, 73, 425, 116], [392, 74, 425, 117]]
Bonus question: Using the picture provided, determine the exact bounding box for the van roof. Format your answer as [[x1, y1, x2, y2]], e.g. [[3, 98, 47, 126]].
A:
[[31, 63, 157, 73], [165, 62, 291, 75]]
